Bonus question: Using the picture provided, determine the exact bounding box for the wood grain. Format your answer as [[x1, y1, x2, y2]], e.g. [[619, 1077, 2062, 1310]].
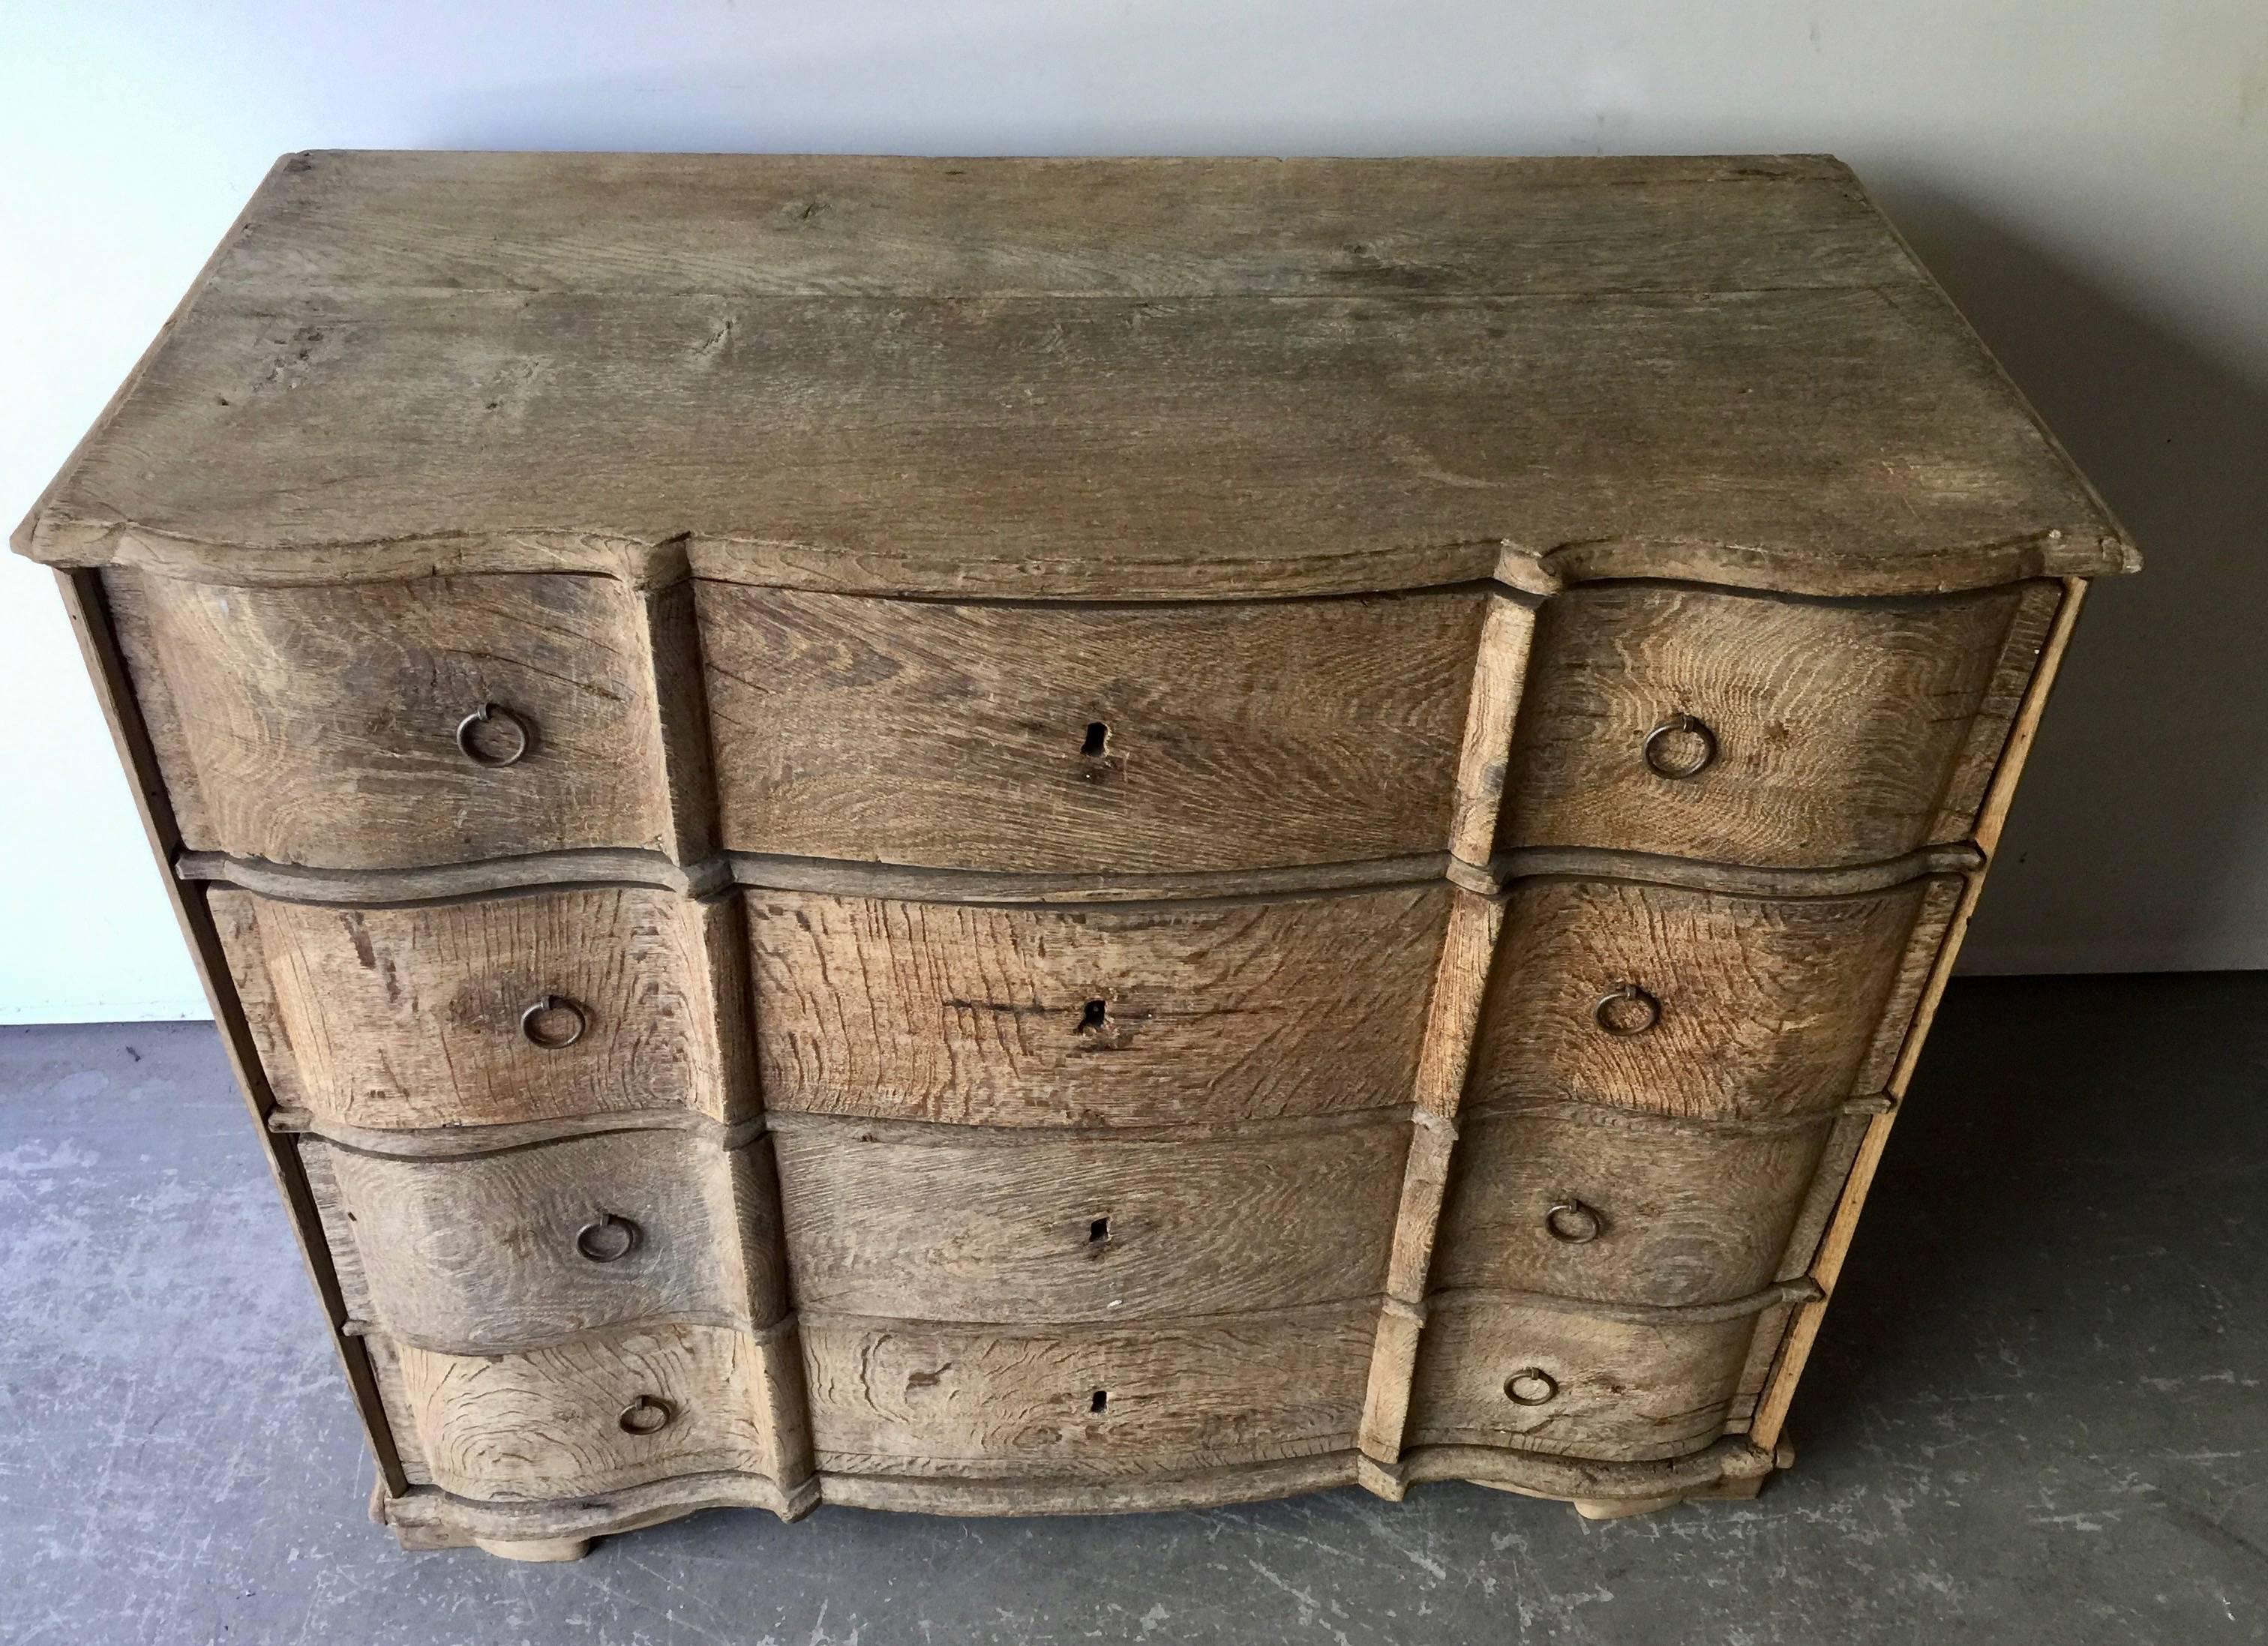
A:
[[747, 885, 1448, 1126], [308, 1131, 783, 1352], [16, 157, 2132, 600], [700, 584, 1484, 874], [801, 1301, 1376, 1479], [772, 1112, 1406, 1323], [1406, 1294, 1762, 1463], [1468, 875, 1960, 1120], [1448, 592, 1538, 866], [1748, 578, 2092, 1456], [1498, 583, 2046, 868], [1430, 1108, 1837, 1306], [107, 568, 674, 869], [386, 1322, 794, 1501], [208, 884, 743, 1130]]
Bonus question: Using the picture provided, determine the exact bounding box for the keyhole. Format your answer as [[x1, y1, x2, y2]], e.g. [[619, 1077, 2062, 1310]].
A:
[[1089, 1216, 1109, 1244], [1090, 1389, 1109, 1414], [1082, 721, 1110, 757], [1078, 999, 1108, 1033]]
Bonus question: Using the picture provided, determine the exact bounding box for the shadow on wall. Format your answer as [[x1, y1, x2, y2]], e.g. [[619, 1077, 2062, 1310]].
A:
[[1876, 189, 2268, 975]]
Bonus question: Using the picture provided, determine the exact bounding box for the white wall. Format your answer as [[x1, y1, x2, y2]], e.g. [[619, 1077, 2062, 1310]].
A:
[[4, 1, 2264, 1021]]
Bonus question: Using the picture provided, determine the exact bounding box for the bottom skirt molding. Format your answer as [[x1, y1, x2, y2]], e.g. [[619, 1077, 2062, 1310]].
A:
[[376, 1439, 1784, 1552]]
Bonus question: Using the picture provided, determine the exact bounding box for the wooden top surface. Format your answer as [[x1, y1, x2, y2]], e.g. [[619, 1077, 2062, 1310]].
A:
[[15, 151, 2134, 597]]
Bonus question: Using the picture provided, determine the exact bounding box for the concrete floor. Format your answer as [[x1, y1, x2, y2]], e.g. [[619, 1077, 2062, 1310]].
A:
[[1, 974, 2263, 1645]]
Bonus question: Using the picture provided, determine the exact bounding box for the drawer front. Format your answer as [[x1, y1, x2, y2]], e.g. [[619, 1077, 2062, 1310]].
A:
[[106, 569, 681, 870], [1498, 582, 2053, 868], [212, 886, 743, 1131], [802, 1303, 1375, 1479], [773, 1113, 1406, 1323], [379, 1323, 790, 1501], [1408, 1295, 1756, 1463], [1469, 875, 1958, 1120], [748, 886, 1449, 1127], [700, 585, 1484, 874], [1430, 1109, 1834, 1306], [309, 1131, 779, 1353]]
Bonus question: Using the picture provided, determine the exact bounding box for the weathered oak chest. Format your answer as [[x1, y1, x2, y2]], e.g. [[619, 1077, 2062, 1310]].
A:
[[16, 152, 2136, 1559]]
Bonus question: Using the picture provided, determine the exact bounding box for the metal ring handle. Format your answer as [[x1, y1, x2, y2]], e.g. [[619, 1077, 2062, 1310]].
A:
[[454, 701, 531, 768], [617, 1394, 676, 1436], [1642, 713, 1717, 780], [519, 994, 586, 1050], [1545, 1201, 1602, 1244], [1504, 1368, 1559, 1408], [1592, 984, 1660, 1038], [575, 1213, 640, 1264]]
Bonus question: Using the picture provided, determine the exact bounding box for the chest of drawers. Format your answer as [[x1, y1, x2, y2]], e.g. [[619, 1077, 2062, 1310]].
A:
[[16, 151, 2135, 1560]]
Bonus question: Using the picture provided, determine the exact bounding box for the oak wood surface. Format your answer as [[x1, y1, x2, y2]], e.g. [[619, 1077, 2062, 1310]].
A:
[[747, 884, 1448, 1126], [383, 1322, 795, 1501], [12, 155, 2132, 1543], [107, 568, 674, 869], [1406, 1293, 1764, 1463], [1748, 577, 2092, 1454], [700, 584, 1483, 873], [308, 1131, 783, 1352], [1468, 874, 1960, 1120], [1430, 1108, 1836, 1306], [14, 156, 2132, 600], [800, 1300, 1376, 1479], [772, 1112, 1406, 1323], [1498, 582, 2045, 868], [208, 884, 743, 1129]]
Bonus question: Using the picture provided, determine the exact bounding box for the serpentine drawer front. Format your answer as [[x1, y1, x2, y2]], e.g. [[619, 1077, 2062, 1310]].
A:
[[16, 151, 2136, 1559]]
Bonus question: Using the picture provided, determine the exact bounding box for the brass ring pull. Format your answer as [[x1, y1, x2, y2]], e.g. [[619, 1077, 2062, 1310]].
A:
[[454, 701, 531, 767], [1504, 1368, 1559, 1407], [520, 994, 586, 1050], [575, 1213, 640, 1263], [1592, 983, 1660, 1038], [1642, 712, 1717, 780], [617, 1394, 676, 1436], [1545, 1201, 1602, 1244]]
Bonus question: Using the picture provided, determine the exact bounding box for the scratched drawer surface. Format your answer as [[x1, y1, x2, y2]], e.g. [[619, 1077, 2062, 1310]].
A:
[[700, 584, 1486, 875], [304, 1130, 780, 1354], [1497, 581, 2058, 869], [370, 1322, 798, 1502], [802, 1302, 1377, 1480], [772, 1111, 1407, 1324], [212, 883, 746, 1132], [106, 568, 696, 871], [1406, 1293, 1778, 1464], [746, 883, 1450, 1127], [1428, 1107, 1839, 1308], [1467, 874, 1961, 1121]]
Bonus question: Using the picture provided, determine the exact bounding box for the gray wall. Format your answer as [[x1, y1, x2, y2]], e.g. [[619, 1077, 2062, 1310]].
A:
[[4, 0, 2262, 1019]]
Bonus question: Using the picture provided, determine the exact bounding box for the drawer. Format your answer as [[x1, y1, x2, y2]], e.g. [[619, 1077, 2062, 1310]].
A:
[[1430, 1108, 1835, 1306], [699, 584, 1485, 874], [1498, 581, 2057, 868], [802, 1303, 1376, 1479], [106, 569, 691, 871], [1468, 874, 1959, 1120], [772, 1112, 1406, 1323], [212, 885, 747, 1131], [374, 1323, 795, 1501], [748, 884, 1449, 1126], [304, 1130, 782, 1354], [1406, 1294, 1762, 1463]]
